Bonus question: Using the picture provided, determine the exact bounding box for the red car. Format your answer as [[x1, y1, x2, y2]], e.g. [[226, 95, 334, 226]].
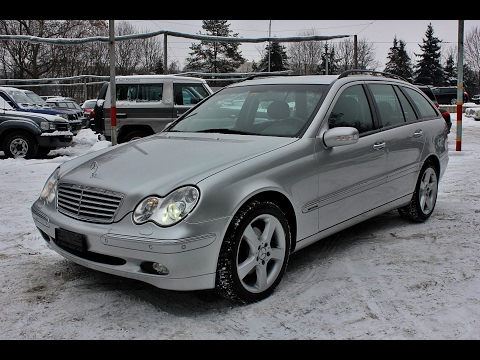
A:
[[81, 99, 97, 129], [81, 99, 96, 117]]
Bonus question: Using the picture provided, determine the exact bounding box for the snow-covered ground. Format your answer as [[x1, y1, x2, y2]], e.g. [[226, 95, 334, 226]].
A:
[[1, 114, 479, 339]]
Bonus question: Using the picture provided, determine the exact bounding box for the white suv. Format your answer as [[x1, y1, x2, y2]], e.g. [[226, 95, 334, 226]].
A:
[[94, 75, 213, 143]]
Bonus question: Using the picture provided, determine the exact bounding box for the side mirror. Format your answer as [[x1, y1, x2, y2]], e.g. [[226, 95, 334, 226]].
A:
[[323, 127, 359, 148]]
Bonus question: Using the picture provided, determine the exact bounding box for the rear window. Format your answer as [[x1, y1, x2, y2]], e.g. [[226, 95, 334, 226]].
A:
[[83, 100, 97, 108], [403, 87, 439, 119]]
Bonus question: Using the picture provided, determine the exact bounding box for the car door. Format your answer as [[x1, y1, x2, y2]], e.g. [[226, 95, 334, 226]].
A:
[[314, 83, 388, 231], [367, 83, 427, 204]]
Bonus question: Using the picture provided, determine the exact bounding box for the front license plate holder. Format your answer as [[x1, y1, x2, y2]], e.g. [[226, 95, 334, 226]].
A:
[[55, 228, 87, 253]]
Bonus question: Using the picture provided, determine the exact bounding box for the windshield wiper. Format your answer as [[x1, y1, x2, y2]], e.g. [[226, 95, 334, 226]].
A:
[[196, 128, 255, 135]]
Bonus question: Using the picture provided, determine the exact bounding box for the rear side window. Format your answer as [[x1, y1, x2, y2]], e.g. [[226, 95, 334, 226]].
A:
[[394, 87, 418, 122], [116, 83, 163, 103], [402, 87, 438, 119], [369, 84, 405, 127]]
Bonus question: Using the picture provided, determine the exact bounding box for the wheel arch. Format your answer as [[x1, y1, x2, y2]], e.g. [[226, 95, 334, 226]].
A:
[[241, 190, 298, 253], [424, 154, 440, 177], [117, 125, 155, 143], [0, 124, 40, 148]]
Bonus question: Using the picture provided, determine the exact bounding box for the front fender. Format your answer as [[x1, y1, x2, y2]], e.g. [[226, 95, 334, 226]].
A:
[[0, 117, 42, 138]]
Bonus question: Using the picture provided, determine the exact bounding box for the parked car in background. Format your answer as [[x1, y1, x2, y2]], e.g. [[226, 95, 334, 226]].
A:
[[94, 75, 214, 143], [0, 97, 73, 159], [432, 86, 469, 105], [45, 97, 90, 129], [464, 106, 480, 121], [80, 99, 97, 128], [416, 84, 452, 133], [0, 87, 83, 136], [31, 70, 449, 303], [471, 94, 480, 104]]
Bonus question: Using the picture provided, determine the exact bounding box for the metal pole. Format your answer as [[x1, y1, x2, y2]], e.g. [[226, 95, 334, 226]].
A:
[[354, 35, 358, 69], [164, 33, 168, 74], [456, 20, 464, 152], [325, 45, 329, 75], [109, 20, 117, 146], [268, 20, 271, 72]]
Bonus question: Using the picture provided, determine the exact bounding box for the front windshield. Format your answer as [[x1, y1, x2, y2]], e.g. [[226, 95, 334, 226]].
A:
[[24, 91, 48, 106], [7, 90, 36, 107], [168, 84, 326, 137]]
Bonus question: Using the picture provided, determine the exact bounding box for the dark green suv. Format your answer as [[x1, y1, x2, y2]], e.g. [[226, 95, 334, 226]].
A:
[[0, 97, 73, 158], [432, 86, 469, 105]]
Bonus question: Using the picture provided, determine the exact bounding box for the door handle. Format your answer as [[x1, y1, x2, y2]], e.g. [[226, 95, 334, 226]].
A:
[[414, 129, 423, 138], [373, 140, 386, 150]]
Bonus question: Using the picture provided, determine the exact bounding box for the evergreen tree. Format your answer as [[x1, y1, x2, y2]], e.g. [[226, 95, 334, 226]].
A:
[[384, 37, 413, 82], [318, 44, 339, 75], [184, 20, 246, 75], [253, 40, 289, 72], [413, 23, 444, 86], [154, 58, 164, 74], [463, 63, 477, 97], [443, 54, 457, 86]]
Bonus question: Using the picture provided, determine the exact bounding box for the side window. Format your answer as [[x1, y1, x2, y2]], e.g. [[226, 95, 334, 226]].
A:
[[174, 83, 210, 105], [137, 84, 163, 102], [0, 97, 13, 110], [116, 84, 135, 101], [402, 87, 439, 119], [328, 84, 373, 133], [0, 93, 14, 108], [116, 84, 163, 103], [369, 84, 405, 127], [394, 87, 417, 122]]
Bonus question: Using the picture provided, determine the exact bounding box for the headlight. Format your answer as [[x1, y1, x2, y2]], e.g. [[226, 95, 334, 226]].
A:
[[133, 186, 199, 226], [40, 167, 60, 204], [60, 113, 69, 120], [40, 121, 56, 131]]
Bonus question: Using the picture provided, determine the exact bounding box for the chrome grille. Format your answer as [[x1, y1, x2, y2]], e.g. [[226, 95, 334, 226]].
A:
[[57, 183, 125, 223]]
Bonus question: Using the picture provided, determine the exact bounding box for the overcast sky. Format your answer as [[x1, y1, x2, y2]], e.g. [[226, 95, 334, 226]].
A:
[[123, 20, 479, 70]]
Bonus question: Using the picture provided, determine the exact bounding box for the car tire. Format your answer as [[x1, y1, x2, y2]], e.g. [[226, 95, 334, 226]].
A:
[[450, 98, 457, 105], [3, 131, 38, 159], [122, 130, 149, 143], [215, 200, 291, 303], [398, 161, 438, 222]]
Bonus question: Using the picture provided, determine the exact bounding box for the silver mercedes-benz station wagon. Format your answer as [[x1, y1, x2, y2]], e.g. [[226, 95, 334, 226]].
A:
[[31, 70, 449, 303]]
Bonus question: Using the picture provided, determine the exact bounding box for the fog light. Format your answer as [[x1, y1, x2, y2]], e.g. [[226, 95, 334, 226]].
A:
[[152, 262, 169, 275], [141, 261, 170, 275]]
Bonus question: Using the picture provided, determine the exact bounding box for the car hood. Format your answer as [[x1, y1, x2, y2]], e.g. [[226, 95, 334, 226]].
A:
[[59, 132, 297, 196], [1, 108, 69, 122], [19, 105, 76, 115]]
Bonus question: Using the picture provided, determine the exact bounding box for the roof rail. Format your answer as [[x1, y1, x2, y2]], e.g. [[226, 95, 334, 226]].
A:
[[338, 70, 407, 82]]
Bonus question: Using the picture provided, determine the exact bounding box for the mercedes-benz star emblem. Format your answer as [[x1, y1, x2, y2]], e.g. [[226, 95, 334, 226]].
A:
[[90, 161, 99, 178]]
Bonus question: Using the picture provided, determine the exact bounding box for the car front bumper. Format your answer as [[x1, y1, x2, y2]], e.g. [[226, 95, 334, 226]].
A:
[[31, 199, 230, 291], [38, 133, 74, 148]]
